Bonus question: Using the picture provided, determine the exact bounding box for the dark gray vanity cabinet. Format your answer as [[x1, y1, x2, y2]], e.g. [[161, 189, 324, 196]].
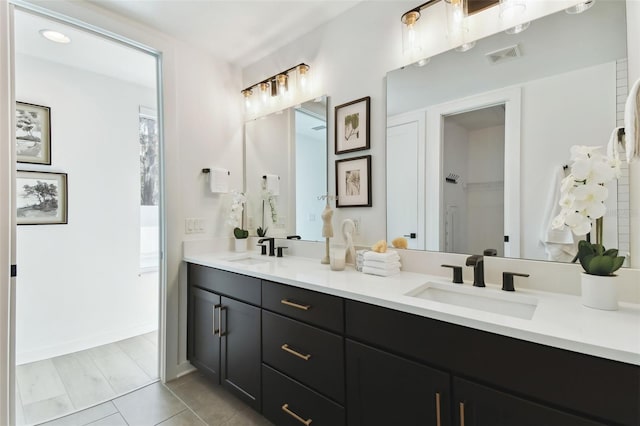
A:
[[187, 264, 261, 411], [346, 299, 639, 426], [346, 339, 450, 426]]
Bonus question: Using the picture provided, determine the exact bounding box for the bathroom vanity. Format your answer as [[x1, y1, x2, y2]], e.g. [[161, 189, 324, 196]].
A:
[[185, 253, 640, 426]]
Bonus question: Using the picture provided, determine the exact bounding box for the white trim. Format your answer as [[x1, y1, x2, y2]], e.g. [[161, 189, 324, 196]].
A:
[[426, 86, 522, 257]]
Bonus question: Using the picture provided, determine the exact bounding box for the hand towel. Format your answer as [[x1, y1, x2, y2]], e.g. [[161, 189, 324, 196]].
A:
[[624, 77, 640, 163], [209, 167, 230, 193], [363, 260, 402, 271], [539, 165, 577, 261], [606, 127, 623, 163], [362, 266, 400, 277], [362, 250, 400, 262]]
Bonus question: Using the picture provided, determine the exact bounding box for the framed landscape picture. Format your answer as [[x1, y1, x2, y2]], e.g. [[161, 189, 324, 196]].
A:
[[336, 155, 371, 208], [335, 96, 370, 154], [16, 171, 68, 225], [16, 102, 51, 165]]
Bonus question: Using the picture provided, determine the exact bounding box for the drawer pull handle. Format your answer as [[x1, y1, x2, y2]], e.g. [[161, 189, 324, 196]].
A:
[[213, 304, 221, 337], [459, 401, 465, 426], [281, 344, 311, 361], [435, 392, 441, 426], [281, 299, 311, 311], [282, 403, 312, 426]]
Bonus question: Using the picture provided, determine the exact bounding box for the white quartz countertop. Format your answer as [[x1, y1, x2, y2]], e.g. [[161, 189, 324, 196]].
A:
[[184, 251, 640, 366]]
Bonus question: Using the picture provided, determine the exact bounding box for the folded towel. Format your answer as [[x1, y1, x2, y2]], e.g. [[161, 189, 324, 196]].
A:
[[363, 260, 402, 271], [362, 250, 400, 262], [362, 266, 400, 277], [624, 78, 640, 163]]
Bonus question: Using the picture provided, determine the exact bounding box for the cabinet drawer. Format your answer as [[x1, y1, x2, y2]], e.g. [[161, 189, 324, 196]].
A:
[[262, 280, 343, 332], [263, 311, 344, 403], [262, 364, 345, 426], [188, 263, 260, 305]]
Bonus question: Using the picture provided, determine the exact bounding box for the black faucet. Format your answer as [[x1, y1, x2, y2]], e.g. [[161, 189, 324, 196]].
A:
[[502, 272, 529, 291], [465, 255, 485, 287], [258, 238, 275, 256]]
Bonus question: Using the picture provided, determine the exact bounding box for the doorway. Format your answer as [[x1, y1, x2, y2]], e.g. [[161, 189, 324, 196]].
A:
[[12, 8, 163, 425], [442, 105, 505, 256]]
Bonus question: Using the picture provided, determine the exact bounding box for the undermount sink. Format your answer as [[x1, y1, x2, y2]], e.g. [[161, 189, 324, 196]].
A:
[[405, 281, 538, 320], [224, 255, 271, 266]]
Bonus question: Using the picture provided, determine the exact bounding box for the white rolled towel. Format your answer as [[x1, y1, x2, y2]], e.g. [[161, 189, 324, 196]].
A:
[[363, 260, 402, 271], [362, 266, 400, 277], [362, 250, 400, 262]]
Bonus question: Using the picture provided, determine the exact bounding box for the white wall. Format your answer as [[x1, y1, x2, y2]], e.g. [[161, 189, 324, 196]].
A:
[[14, 54, 157, 363]]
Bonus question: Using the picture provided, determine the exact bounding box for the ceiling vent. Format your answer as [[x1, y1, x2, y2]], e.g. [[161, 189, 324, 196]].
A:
[[485, 44, 522, 65]]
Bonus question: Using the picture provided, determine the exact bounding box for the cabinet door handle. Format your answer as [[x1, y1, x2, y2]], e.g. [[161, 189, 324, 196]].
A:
[[212, 304, 220, 336], [435, 392, 442, 426], [280, 299, 311, 311], [459, 402, 466, 426], [213, 304, 222, 338], [219, 305, 227, 337], [281, 403, 312, 426], [281, 344, 311, 361]]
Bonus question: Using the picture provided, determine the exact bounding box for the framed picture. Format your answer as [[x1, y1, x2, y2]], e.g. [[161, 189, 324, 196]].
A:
[[16, 102, 51, 165], [336, 155, 371, 208], [16, 171, 68, 225], [335, 96, 370, 154]]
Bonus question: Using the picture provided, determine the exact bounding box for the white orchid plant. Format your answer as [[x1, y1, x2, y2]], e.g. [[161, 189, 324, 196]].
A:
[[552, 145, 625, 276], [227, 190, 248, 238]]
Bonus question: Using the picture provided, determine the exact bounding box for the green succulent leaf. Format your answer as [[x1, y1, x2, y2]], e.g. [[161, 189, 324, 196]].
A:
[[587, 256, 614, 276], [611, 256, 625, 273], [579, 254, 594, 273], [592, 244, 605, 256], [603, 248, 618, 258], [233, 227, 249, 239]]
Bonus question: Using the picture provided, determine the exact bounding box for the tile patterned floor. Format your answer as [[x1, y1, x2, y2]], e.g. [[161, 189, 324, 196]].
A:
[[37, 372, 273, 426], [16, 332, 159, 425]]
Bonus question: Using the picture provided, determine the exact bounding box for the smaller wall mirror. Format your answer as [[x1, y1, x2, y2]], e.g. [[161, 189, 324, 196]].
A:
[[244, 96, 328, 240]]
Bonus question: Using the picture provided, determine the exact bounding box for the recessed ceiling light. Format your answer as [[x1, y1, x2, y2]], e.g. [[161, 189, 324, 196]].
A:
[[39, 29, 71, 44]]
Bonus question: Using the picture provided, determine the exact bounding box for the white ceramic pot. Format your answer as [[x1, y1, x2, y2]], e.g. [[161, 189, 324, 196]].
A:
[[234, 238, 247, 253], [580, 273, 618, 311]]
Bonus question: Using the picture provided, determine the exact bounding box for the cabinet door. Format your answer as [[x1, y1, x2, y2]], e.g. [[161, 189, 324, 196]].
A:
[[221, 297, 261, 411], [346, 340, 450, 426], [453, 377, 606, 426], [188, 287, 221, 381]]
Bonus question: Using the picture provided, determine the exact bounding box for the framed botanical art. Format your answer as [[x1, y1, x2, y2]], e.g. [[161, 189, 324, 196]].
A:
[[335, 96, 370, 154], [16, 171, 68, 225], [336, 155, 371, 208], [16, 102, 51, 165]]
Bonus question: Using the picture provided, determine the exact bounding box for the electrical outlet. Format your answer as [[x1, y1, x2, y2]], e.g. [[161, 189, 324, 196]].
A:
[[195, 218, 205, 233], [247, 216, 254, 229]]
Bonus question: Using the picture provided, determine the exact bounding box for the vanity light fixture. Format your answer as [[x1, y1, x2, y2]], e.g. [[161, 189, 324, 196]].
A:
[[241, 63, 312, 117], [39, 29, 71, 44], [415, 57, 430, 67], [565, 0, 595, 14], [401, 0, 500, 58]]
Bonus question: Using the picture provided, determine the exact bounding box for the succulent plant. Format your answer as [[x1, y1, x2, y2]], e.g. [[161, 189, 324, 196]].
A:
[[233, 227, 249, 239], [575, 240, 625, 276], [256, 226, 268, 237]]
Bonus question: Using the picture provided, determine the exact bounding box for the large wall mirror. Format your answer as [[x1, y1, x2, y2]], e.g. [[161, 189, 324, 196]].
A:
[[386, 1, 631, 264], [244, 96, 328, 240]]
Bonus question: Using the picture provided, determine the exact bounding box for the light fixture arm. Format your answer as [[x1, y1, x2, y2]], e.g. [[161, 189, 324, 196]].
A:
[[241, 62, 310, 95]]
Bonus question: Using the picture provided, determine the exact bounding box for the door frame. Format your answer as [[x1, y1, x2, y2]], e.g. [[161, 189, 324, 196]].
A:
[[1, 2, 168, 424], [426, 87, 522, 257]]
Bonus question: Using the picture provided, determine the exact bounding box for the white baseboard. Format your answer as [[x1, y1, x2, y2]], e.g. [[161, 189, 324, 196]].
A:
[[16, 321, 158, 365]]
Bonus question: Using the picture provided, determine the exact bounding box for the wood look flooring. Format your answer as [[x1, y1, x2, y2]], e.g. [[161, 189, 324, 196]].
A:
[[16, 332, 159, 425]]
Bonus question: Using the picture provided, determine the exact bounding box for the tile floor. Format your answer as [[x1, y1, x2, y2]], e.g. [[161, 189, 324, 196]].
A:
[[37, 372, 273, 426], [16, 332, 159, 425]]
